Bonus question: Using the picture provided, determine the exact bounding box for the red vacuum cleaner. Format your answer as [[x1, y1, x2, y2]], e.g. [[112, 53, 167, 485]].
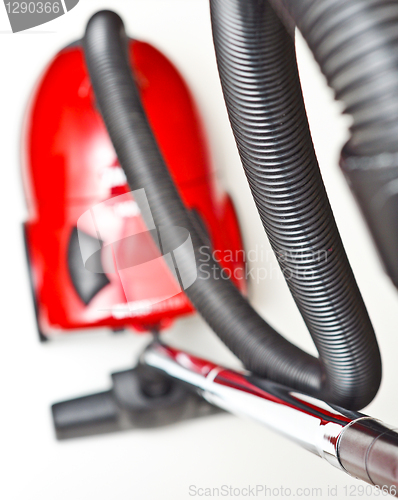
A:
[[22, 32, 246, 341]]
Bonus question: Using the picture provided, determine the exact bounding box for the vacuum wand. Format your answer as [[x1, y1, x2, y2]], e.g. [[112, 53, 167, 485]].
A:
[[142, 342, 398, 495]]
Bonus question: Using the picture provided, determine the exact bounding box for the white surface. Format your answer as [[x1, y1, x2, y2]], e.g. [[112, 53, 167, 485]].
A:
[[1, 1, 398, 499]]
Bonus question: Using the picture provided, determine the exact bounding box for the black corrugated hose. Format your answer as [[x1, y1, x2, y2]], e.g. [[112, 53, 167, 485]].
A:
[[83, 6, 382, 410], [271, 0, 398, 291], [209, 0, 382, 410]]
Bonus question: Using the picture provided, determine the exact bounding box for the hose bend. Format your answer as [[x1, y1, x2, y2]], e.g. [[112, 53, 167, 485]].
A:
[[83, 9, 381, 410], [210, 0, 381, 409]]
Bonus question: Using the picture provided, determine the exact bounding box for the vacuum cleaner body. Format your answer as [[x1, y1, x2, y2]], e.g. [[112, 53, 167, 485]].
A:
[[22, 39, 245, 339]]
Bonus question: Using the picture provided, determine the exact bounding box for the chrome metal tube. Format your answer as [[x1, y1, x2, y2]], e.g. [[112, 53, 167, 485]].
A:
[[141, 343, 398, 494]]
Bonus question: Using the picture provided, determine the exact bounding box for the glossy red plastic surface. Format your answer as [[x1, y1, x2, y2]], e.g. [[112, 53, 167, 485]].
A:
[[22, 39, 246, 337]]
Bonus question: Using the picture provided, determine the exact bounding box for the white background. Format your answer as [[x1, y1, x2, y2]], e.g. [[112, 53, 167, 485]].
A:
[[1, 1, 398, 499]]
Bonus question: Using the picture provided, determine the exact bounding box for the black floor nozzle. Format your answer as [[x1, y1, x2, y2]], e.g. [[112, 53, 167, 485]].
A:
[[52, 364, 221, 440]]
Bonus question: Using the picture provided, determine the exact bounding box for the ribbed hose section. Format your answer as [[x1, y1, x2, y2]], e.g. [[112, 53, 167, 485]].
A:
[[272, 0, 398, 294], [210, 0, 381, 408], [83, 10, 321, 398], [83, 10, 380, 409], [276, 0, 398, 156]]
